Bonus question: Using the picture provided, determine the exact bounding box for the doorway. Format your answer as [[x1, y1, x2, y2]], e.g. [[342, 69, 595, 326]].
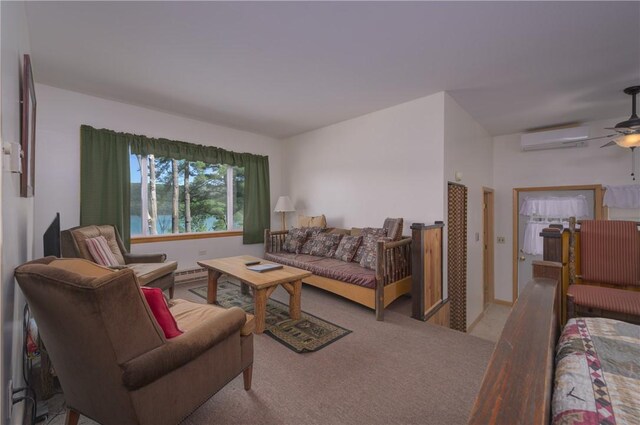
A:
[[482, 188, 494, 308], [512, 185, 603, 302]]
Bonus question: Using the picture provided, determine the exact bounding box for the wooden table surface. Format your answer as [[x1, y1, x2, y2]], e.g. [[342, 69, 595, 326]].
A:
[[197, 255, 311, 289], [197, 255, 311, 334]]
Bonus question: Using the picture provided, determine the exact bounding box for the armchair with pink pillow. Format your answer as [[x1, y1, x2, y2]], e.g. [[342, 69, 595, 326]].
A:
[[61, 224, 177, 297]]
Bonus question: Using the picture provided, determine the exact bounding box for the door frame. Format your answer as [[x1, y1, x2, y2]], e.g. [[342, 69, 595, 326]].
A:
[[511, 184, 603, 302], [482, 187, 495, 307]]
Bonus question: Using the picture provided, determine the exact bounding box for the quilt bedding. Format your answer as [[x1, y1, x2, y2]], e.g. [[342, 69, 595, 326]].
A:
[[552, 317, 640, 425]]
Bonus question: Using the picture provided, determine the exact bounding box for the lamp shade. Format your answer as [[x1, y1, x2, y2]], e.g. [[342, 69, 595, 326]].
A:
[[274, 196, 295, 212], [616, 133, 640, 148]]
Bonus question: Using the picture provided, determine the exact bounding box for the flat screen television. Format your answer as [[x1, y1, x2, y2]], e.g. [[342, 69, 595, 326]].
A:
[[43, 213, 61, 257]]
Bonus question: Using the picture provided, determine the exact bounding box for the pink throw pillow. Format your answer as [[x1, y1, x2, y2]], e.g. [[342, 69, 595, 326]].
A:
[[140, 287, 183, 339], [85, 236, 119, 267]]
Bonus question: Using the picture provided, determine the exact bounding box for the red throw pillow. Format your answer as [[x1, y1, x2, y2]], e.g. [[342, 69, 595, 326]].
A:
[[140, 287, 183, 339]]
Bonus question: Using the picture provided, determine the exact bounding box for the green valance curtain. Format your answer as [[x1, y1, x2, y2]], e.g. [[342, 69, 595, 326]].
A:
[[80, 125, 271, 246]]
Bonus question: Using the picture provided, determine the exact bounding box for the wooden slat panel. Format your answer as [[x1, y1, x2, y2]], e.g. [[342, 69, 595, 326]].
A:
[[411, 223, 444, 321], [423, 227, 442, 315], [426, 300, 450, 327]]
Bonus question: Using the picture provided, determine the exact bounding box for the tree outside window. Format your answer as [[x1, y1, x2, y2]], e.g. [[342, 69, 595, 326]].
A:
[[130, 154, 244, 236]]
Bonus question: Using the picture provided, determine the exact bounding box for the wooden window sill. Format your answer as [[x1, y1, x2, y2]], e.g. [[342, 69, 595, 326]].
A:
[[131, 230, 243, 244]]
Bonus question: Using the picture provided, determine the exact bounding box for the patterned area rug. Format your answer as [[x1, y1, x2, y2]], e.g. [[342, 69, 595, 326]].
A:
[[189, 281, 351, 353]]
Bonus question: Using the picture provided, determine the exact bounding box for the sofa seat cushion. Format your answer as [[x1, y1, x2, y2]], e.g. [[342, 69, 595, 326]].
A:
[[128, 261, 177, 286], [169, 299, 254, 336], [265, 252, 376, 289], [264, 252, 324, 267], [568, 284, 640, 316]]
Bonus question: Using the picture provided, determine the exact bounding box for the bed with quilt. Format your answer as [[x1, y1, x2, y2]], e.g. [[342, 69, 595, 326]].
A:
[[468, 261, 640, 425], [553, 317, 640, 425]]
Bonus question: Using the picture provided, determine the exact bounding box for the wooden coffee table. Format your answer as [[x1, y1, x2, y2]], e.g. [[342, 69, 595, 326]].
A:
[[197, 255, 312, 334]]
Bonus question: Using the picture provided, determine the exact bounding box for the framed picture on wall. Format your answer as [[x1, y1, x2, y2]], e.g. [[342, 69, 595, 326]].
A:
[[20, 54, 36, 198]]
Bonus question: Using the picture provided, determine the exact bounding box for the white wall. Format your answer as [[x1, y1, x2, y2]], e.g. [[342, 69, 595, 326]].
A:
[[34, 84, 285, 270], [283, 91, 495, 328], [283, 92, 446, 233], [1, 2, 32, 423], [443, 93, 493, 328], [492, 117, 639, 302]]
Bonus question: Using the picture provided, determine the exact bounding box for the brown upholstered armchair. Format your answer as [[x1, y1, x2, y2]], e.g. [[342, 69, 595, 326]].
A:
[[15, 257, 254, 425], [61, 224, 177, 297]]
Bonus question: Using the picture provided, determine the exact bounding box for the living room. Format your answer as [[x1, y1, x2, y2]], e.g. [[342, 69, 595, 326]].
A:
[[2, 2, 639, 424]]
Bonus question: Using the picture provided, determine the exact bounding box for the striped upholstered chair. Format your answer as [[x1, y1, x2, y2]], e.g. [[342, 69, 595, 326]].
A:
[[567, 220, 640, 324]]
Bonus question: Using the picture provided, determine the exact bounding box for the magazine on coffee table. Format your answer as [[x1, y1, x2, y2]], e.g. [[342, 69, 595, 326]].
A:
[[246, 264, 283, 273]]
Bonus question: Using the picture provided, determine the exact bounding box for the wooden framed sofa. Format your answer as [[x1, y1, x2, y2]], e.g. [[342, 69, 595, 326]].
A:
[[263, 224, 412, 321]]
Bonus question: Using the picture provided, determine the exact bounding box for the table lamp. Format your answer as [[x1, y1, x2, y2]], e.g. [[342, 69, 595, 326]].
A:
[[274, 196, 295, 230]]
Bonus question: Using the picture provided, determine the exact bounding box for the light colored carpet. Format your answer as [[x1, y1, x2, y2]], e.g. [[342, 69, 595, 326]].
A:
[[469, 303, 511, 343], [44, 280, 494, 425]]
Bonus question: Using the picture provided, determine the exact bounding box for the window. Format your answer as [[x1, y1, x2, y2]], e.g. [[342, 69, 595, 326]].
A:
[[130, 154, 244, 236]]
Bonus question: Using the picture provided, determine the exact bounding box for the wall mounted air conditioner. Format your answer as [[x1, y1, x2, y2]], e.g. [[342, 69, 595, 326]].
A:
[[520, 126, 590, 151]]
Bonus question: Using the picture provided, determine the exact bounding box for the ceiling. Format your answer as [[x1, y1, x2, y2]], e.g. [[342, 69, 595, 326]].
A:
[[25, 1, 640, 139]]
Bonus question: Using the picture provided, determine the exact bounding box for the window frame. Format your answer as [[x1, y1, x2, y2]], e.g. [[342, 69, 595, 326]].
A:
[[131, 230, 243, 244]]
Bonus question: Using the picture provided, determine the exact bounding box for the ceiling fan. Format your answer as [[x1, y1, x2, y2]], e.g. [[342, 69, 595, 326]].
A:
[[599, 86, 640, 149], [586, 86, 640, 180]]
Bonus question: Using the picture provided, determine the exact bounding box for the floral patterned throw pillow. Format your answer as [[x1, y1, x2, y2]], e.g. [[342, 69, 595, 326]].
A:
[[333, 235, 363, 262], [352, 228, 388, 263], [282, 228, 308, 253], [309, 233, 344, 258], [299, 227, 327, 254], [360, 237, 392, 270]]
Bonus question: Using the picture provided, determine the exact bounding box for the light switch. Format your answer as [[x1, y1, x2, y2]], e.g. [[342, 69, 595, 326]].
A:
[[475, 232, 480, 242], [2, 142, 22, 173]]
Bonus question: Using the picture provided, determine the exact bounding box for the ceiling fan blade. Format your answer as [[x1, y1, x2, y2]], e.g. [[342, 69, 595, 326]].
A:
[[600, 140, 617, 148], [604, 127, 634, 134]]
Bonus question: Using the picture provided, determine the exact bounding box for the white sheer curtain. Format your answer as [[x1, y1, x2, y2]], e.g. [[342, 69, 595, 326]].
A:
[[603, 185, 640, 209], [520, 195, 590, 255], [519, 195, 590, 218]]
